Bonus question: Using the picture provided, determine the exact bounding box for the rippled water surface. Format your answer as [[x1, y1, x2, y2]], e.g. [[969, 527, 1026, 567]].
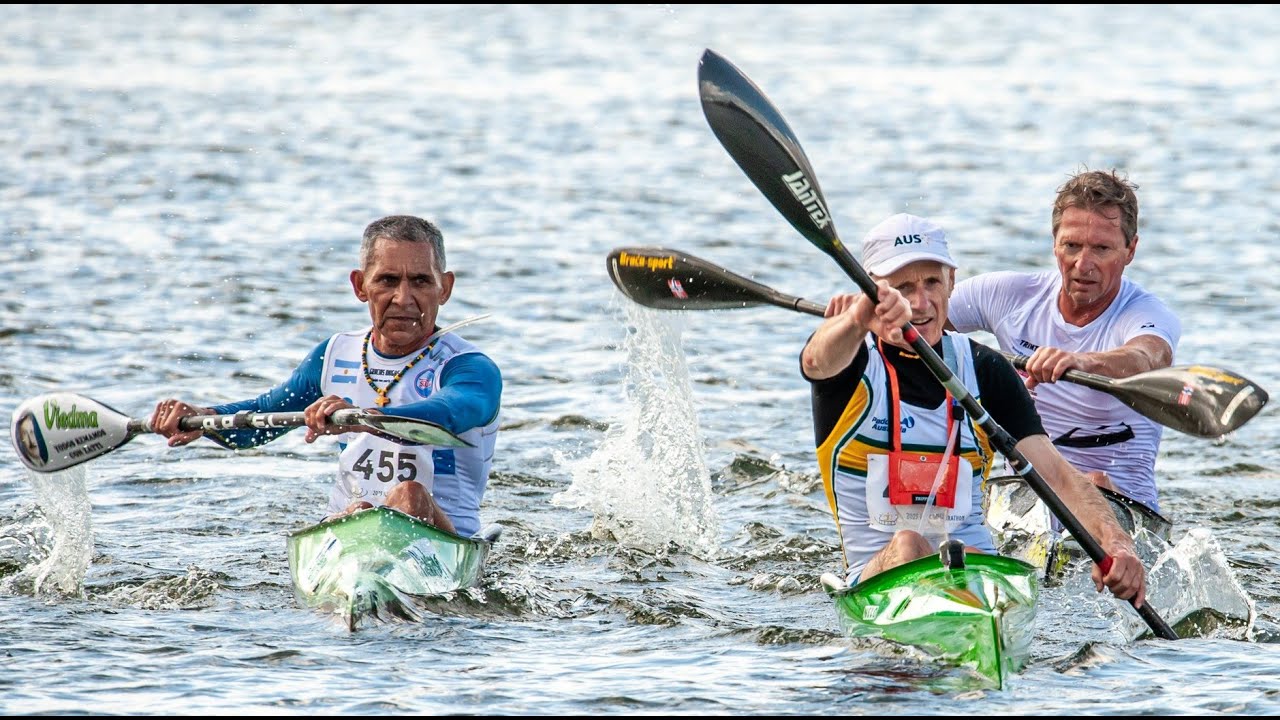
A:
[[3, 4, 1280, 714]]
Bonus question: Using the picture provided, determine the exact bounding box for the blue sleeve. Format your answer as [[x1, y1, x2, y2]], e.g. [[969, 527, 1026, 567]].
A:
[[203, 339, 329, 449], [382, 353, 501, 435]]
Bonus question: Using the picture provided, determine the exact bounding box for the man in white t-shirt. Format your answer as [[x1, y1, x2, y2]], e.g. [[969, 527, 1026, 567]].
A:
[[948, 169, 1180, 513]]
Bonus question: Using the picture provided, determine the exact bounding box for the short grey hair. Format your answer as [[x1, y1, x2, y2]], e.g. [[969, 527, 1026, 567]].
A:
[[1052, 168, 1140, 247], [359, 215, 446, 272]]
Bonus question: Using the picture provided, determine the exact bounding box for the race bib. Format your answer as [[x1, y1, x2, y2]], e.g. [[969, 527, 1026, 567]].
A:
[[336, 434, 435, 507], [866, 453, 974, 534]]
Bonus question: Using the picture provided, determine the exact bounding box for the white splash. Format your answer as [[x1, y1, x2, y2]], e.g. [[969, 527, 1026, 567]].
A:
[[1123, 527, 1256, 641], [5, 466, 94, 597], [557, 304, 720, 557]]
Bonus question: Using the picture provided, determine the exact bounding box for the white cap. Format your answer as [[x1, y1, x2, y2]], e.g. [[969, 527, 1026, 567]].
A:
[[860, 213, 957, 276]]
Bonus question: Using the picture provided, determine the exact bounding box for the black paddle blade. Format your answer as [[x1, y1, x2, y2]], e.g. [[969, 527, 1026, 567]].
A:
[[698, 49, 842, 252], [1002, 351, 1268, 438], [1116, 365, 1269, 438], [607, 246, 763, 311], [606, 246, 826, 316]]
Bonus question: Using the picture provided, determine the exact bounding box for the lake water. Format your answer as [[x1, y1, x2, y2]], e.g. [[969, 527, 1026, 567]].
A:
[[2, 4, 1279, 714]]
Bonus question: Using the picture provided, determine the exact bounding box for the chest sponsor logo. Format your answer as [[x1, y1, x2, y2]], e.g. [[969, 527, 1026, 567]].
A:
[[871, 415, 916, 432], [414, 368, 437, 398]]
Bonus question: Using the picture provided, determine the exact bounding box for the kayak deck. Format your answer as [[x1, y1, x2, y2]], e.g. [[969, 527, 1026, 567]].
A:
[[822, 552, 1039, 689], [286, 507, 500, 630]]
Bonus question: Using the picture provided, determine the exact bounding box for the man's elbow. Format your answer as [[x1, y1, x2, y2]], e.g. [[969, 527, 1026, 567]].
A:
[[800, 351, 817, 376], [800, 350, 829, 381], [1132, 338, 1174, 372]]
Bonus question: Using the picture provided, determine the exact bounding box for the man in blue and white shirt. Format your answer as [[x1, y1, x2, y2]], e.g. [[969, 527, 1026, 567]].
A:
[[150, 215, 501, 537]]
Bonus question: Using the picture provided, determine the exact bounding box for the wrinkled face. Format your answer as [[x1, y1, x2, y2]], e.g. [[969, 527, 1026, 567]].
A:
[[1053, 206, 1136, 322], [881, 260, 954, 347], [350, 239, 454, 356]]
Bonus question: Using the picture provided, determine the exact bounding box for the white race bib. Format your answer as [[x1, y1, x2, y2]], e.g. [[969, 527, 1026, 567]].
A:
[[336, 433, 435, 508], [866, 453, 974, 534]]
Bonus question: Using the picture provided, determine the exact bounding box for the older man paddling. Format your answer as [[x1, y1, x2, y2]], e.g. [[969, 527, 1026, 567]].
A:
[[801, 213, 1145, 604], [948, 169, 1180, 515], [150, 215, 502, 537]]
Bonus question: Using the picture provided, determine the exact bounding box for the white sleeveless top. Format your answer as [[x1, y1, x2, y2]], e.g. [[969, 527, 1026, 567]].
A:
[[319, 328, 499, 537], [820, 333, 995, 581]]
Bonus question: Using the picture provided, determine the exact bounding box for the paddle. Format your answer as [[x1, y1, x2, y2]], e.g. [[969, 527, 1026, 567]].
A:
[[10, 392, 473, 474], [606, 246, 1269, 439], [11, 315, 493, 474], [1000, 354, 1267, 440], [606, 246, 829, 316], [696, 47, 1178, 639]]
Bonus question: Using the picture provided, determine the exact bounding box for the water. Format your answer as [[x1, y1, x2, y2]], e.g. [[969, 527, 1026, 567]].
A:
[[3, 4, 1280, 713]]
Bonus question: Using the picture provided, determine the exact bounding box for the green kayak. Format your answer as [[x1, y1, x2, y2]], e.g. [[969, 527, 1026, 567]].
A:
[[822, 549, 1040, 690], [286, 507, 501, 630]]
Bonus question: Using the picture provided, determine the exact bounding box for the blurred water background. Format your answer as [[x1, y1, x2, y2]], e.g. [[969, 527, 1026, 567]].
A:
[[2, 4, 1279, 714]]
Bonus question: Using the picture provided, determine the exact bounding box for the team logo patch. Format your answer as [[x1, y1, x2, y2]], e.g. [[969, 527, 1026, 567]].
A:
[[871, 416, 916, 432], [414, 368, 437, 398]]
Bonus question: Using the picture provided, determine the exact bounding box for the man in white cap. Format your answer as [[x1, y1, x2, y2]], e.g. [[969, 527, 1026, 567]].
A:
[[948, 169, 1179, 514], [799, 213, 1147, 606]]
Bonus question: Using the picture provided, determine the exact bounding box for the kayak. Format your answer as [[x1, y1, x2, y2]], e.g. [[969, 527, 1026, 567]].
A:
[[984, 475, 1172, 580], [821, 546, 1040, 690], [286, 507, 501, 630]]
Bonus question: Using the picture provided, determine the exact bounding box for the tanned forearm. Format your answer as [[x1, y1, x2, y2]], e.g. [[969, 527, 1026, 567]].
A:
[[1013, 435, 1134, 552], [802, 286, 911, 381], [801, 313, 868, 381], [1075, 335, 1173, 378]]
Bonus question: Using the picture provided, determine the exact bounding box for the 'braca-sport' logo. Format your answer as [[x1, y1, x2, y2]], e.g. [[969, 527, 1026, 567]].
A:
[[1188, 366, 1246, 385], [781, 171, 831, 230], [615, 250, 674, 272], [43, 400, 99, 430]]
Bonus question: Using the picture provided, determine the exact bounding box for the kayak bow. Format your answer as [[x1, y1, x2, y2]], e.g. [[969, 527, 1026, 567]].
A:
[[821, 550, 1039, 689], [287, 507, 501, 630]]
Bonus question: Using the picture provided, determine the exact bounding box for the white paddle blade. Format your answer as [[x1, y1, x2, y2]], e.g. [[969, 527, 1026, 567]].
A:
[[359, 415, 474, 448], [11, 393, 135, 473]]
